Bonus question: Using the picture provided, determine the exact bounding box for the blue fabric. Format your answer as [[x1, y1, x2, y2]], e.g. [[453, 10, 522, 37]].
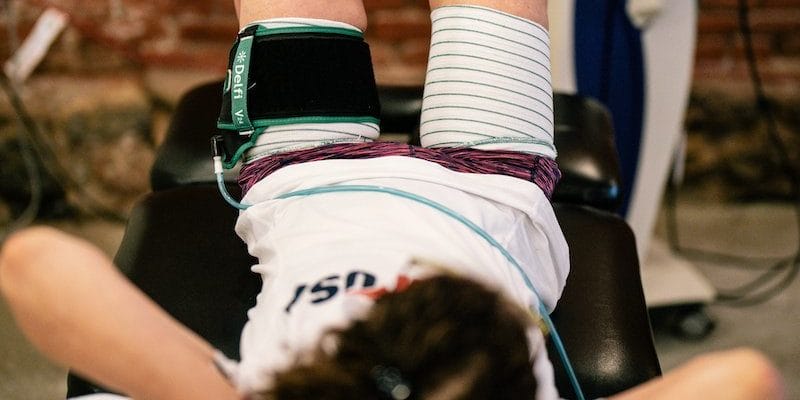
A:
[[574, 0, 645, 216]]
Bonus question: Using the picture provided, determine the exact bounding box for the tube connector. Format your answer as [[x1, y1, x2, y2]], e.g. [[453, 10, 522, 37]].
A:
[[211, 134, 250, 210]]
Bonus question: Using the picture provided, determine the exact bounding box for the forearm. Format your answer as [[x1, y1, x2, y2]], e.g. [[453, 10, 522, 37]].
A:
[[609, 348, 785, 400], [0, 227, 239, 400]]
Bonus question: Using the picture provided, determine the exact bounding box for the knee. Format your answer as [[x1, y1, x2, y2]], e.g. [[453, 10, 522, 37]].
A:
[[0, 227, 63, 300], [689, 348, 785, 400]]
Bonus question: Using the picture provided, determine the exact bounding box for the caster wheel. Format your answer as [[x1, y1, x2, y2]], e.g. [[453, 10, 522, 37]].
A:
[[671, 306, 715, 340]]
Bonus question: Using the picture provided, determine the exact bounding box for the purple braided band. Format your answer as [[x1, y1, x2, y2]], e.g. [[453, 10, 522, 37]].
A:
[[239, 142, 561, 199]]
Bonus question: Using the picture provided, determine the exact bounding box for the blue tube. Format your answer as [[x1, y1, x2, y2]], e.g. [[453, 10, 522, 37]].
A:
[[279, 185, 586, 400], [215, 172, 251, 210], [213, 178, 585, 399]]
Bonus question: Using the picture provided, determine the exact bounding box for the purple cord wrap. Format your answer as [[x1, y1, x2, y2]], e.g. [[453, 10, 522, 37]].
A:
[[239, 142, 561, 199]]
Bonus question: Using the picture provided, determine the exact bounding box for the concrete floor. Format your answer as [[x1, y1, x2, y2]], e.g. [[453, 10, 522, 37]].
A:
[[0, 198, 798, 399], [649, 201, 800, 399]]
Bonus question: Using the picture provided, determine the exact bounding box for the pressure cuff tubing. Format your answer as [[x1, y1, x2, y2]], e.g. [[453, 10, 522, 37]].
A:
[[217, 25, 381, 168]]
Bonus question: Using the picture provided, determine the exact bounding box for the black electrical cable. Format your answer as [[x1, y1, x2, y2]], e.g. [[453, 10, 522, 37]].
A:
[[1, 115, 44, 239], [0, 0, 44, 242], [666, 0, 800, 306], [666, 185, 791, 269], [0, 73, 127, 225], [719, 0, 800, 306]]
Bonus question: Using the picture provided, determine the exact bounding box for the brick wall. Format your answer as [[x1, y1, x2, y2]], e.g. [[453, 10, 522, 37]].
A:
[[695, 0, 800, 90], [4, 1, 798, 89], [689, 0, 800, 201], [0, 0, 797, 222], [364, 0, 431, 84], [0, 0, 436, 83], [2, 0, 238, 74]]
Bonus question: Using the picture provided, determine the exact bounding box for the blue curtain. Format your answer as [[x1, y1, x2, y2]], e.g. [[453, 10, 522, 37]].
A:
[[574, 0, 645, 216]]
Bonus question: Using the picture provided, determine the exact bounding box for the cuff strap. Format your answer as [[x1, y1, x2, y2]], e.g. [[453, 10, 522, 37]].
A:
[[216, 26, 381, 167]]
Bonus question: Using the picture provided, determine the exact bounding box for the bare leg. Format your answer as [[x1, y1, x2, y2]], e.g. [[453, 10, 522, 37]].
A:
[[420, 0, 556, 158], [228, 0, 379, 168], [0, 228, 239, 400], [429, 0, 548, 28], [422, 3, 785, 400], [237, 0, 367, 31], [610, 348, 785, 400]]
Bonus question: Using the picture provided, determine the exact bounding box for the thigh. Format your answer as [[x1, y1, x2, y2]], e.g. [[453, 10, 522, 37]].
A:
[[420, 5, 555, 158]]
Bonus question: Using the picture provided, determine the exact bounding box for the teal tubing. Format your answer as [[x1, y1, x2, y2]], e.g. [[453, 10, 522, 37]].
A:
[[214, 181, 586, 399], [215, 172, 251, 211], [278, 185, 586, 400]]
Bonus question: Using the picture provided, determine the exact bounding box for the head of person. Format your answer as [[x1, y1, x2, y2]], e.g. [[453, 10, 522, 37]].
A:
[[260, 274, 539, 400]]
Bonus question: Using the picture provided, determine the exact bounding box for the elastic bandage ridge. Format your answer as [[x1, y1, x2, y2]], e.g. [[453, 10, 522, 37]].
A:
[[421, 5, 555, 158]]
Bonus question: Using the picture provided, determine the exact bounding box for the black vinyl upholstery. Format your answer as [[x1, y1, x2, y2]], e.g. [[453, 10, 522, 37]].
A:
[[115, 186, 259, 359], [549, 204, 660, 397], [67, 83, 658, 400], [552, 95, 621, 211], [150, 81, 621, 211], [149, 81, 234, 190]]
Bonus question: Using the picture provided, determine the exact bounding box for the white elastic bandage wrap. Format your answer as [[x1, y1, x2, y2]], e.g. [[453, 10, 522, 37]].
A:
[[421, 6, 555, 158], [244, 18, 380, 164]]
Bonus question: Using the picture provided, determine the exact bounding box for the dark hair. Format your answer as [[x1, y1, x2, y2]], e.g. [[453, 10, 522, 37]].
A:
[[261, 275, 538, 400]]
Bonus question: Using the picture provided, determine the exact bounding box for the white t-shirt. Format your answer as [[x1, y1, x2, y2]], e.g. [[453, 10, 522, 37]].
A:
[[69, 155, 570, 400], [233, 156, 569, 399]]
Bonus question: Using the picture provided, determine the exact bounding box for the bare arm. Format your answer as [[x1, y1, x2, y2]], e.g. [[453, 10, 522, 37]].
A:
[[609, 348, 785, 400], [0, 227, 240, 400]]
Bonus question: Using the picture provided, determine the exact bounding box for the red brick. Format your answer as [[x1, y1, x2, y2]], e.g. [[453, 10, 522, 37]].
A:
[[698, 9, 740, 33], [417, 0, 432, 9], [694, 55, 800, 90], [749, 8, 800, 32], [699, 0, 743, 9], [139, 41, 229, 72], [693, 58, 750, 83], [779, 32, 800, 55], [0, 17, 44, 59], [398, 38, 430, 66], [695, 33, 731, 58], [739, 32, 774, 55], [178, 14, 238, 41], [700, 0, 799, 9], [66, 39, 134, 73], [370, 8, 431, 40], [364, 0, 410, 11], [368, 41, 401, 67], [758, 56, 800, 83], [17, 0, 798, 91], [760, 0, 800, 7], [698, 7, 800, 33], [374, 64, 426, 85], [171, 0, 236, 15], [697, 32, 773, 57]]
